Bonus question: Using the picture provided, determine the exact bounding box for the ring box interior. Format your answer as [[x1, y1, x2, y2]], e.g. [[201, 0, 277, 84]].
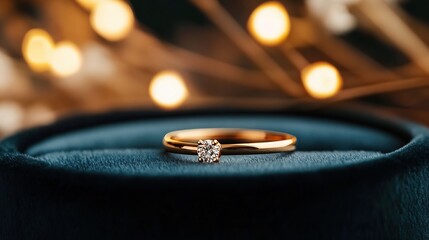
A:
[[1, 109, 428, 239]]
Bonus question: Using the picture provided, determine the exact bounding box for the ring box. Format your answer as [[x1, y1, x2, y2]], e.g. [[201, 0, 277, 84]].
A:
[[1, 109, 428, 239]]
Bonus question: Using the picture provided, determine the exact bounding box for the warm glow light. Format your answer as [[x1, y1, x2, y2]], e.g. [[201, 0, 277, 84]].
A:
[[80, 43, 116, 80], [22, 29, 55, 72], [25, 104, 56, 127], [149, 70, 188, 109], [248, 1, 291, 46], [301, 62, 342, 99], [0, 51, 14, 90], [50, 41, 83, 77], [0, 101, 24, 135], [76, 0, 109, 10], [306, 0, 357, 34], [90, 0, 134, 41]]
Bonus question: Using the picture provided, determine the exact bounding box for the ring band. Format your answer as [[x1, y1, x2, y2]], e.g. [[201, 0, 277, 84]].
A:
[[163, 128, 296, 163]]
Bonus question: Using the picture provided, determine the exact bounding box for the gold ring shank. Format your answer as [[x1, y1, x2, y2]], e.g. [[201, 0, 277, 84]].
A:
[[163, 128, 296, 155]]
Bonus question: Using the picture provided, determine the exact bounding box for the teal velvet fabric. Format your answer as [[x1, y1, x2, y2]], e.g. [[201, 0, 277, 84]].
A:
[[28, 115, 402, 176], [0, 109, 428, 239]]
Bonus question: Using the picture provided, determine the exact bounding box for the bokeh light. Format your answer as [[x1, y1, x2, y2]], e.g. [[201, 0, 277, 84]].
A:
[[22, 29, 55, 72], [25, 104, 56, 127], [90, 0, 134, 41], [306, 0, 357, 34], [80, 43, 116, 80], [149, 70, 188, 109], [0, 101, 24, 135], [76, 0, 109, 10], [0, 51, 14, 90], [248, 1, 291, 46], [50, 41, 83, 77], [301, 62, 342, 99]]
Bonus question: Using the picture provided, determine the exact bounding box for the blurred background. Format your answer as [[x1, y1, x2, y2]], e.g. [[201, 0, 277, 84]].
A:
[[0, 0, 428, 138]]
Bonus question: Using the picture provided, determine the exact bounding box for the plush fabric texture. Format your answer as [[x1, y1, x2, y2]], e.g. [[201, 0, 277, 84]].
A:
[[0, 109, 428, 240]]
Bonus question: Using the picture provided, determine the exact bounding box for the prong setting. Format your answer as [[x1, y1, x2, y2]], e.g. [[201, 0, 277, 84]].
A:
[[197, 139, 222, 163]]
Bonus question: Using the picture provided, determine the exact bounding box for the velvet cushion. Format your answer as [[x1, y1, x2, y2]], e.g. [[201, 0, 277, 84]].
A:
[[0, 109, 428, 239]]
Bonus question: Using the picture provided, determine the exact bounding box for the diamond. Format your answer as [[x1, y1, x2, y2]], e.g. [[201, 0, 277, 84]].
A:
[[197, 139, 222, 163]]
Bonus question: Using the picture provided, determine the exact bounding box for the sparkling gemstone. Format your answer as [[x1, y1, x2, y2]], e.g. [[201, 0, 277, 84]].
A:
[[197, 139, 222, 163]]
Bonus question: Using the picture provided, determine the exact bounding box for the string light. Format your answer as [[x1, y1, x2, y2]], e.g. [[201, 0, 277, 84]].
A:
[[50, 41, 83, 77], [248, 1, 291, 46], [149, 70, 188, 109], [22, 29, 55, 72], [90, 0, 134, 41], [301, 62, 342, 99]]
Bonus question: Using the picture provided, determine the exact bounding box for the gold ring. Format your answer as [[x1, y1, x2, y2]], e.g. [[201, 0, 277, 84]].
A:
[[163, 128, 296, 163]]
